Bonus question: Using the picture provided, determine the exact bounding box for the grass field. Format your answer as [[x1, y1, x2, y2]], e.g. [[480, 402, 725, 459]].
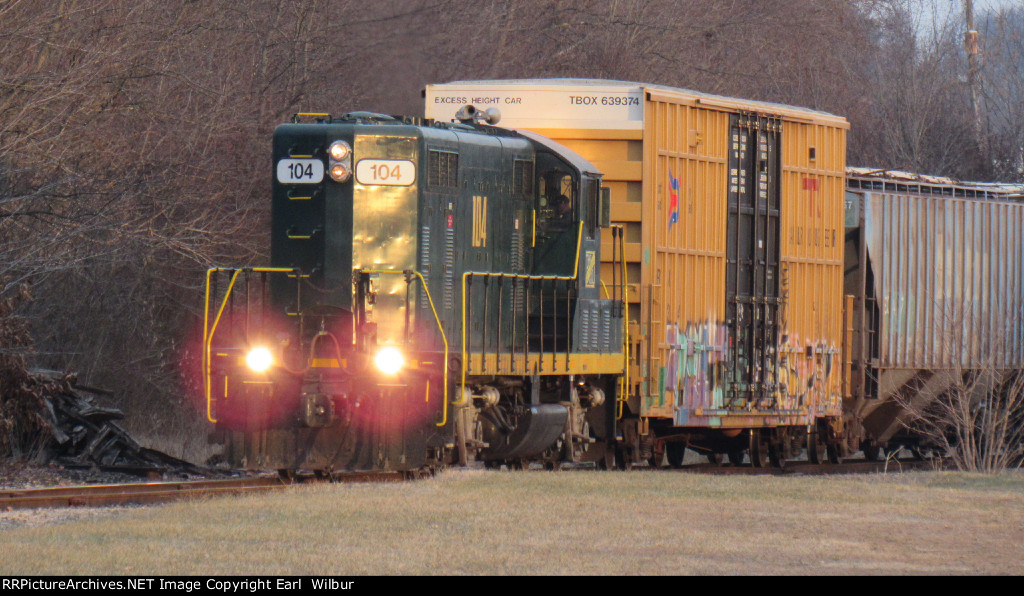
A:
[[2, 469, 1023, 575]]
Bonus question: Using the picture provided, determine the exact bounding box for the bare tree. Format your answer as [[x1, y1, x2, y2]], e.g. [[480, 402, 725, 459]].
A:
[[891, 301, 1024, 473], [979, 6, 1024, 181], [901, 367, 1024, 473]]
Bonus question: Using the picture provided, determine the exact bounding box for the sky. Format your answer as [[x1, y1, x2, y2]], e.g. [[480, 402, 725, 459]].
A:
[[917, 0, 1020, 24], [909, 0, 1020, 41]]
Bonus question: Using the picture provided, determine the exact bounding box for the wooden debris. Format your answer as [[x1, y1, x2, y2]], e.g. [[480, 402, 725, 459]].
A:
[[4, 370, 207, 476]]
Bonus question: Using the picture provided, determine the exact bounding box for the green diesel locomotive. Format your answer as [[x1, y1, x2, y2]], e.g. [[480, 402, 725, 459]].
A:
[[203, 109, 625, 475]]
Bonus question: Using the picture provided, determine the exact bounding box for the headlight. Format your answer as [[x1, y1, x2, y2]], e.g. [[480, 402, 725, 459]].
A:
[[374, 346, 404, 376], [328, 140, 352, 182], [329, 163, 351, 182], [245, 346, 274, 373], [328, 140, 351, 161]]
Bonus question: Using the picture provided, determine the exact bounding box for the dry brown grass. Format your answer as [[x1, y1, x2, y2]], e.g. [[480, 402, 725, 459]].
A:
[[1, 469, 1022, 575]]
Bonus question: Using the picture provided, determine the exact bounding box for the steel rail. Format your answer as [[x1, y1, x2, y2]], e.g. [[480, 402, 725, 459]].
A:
[[650, 457, 943, 476], [0, 472, 406, 511]]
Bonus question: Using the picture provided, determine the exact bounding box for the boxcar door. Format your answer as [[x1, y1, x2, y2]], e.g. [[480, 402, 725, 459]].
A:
[[725, 113, 782, 407]]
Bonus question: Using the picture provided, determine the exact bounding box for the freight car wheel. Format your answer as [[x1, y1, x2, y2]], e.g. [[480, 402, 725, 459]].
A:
[[827, 444, 841, 464], [665, 442, 686, 468], [807, 431, 826, 465], [910, 447, 935, 461], [727, 449, 745, 466], [862, 441, 882, 461], [748, 430, 768, 468], [768, 443, 787, 469], [706, 453, 723, 466]]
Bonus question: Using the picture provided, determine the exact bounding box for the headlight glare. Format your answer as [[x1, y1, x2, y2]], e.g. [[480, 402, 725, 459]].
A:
[[245, 346, 274, 373], [374, 346, 404, 376]]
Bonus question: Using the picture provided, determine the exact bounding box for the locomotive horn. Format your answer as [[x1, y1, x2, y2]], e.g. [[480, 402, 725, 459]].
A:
[[454, 104, 477, 123], [454, 105, 501, 125], [481, 107, 501, 125]]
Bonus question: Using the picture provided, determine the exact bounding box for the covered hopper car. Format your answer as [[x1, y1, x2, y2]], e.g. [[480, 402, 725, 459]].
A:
[[202, 79, 1024, 474]]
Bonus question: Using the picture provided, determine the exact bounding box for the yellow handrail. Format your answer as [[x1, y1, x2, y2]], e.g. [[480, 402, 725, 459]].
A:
[[619, 225, 629, 420], [460, 221, 585, 399], [359, 269, 449, 427], [203, 267, 294, 424]]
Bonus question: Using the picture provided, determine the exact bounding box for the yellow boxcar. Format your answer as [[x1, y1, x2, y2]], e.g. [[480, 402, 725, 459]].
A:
[[426, 79, 848, 463]]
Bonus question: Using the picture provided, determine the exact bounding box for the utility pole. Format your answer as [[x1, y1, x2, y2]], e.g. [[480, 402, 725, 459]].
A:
[[964, 0, 986, 164]]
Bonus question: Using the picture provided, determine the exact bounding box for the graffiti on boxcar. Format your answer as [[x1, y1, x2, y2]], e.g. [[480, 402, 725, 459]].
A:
[[775, 335, 841, 414], [662, 321, 843, 421], [663, 321, 728, 422]]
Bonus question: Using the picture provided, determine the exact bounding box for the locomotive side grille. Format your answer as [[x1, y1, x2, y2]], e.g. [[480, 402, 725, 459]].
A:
[[580, 306, 591, 351], [511, 227, 524, 313], [420, 226, 431, 310], [444, 223, 455, 310], [601, 302, 611, 352], [513, 160, 533, 195], [511, 228, 522, 270], [429, 150, 459, 188]]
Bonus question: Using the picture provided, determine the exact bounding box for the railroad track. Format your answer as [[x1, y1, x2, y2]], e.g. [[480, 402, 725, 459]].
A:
[[1, 458, 939, 511], [0, 472, 405, 511], [664, 457, 942, 475]]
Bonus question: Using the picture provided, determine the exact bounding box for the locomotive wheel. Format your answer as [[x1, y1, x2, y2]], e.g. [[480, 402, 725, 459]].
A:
[[598, 444, 617, 470], [748, 430, 768, 468], [665, 443, 686, 468], [614, 445, 628, 470], [402, 466, 434, 480], [604, 445, 617, 470]]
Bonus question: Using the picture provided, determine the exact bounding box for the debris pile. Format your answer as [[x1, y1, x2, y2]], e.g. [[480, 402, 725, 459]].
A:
[[3, 371, 208, 475], [41, 372, 206, 472], [1, 284, 206, 476]]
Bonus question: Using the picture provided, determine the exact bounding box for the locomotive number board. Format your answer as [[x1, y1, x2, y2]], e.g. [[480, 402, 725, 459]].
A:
[[355, 159, 416, 186], [276, 158, 324, 184]]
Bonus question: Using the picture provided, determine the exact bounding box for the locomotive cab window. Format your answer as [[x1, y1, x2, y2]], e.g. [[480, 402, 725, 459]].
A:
[[533, 152, 581, 276], [537, 170, 575, 234]]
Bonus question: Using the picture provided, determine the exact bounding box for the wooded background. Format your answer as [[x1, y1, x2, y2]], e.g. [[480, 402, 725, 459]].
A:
[[2, 0, 1022, 453]]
